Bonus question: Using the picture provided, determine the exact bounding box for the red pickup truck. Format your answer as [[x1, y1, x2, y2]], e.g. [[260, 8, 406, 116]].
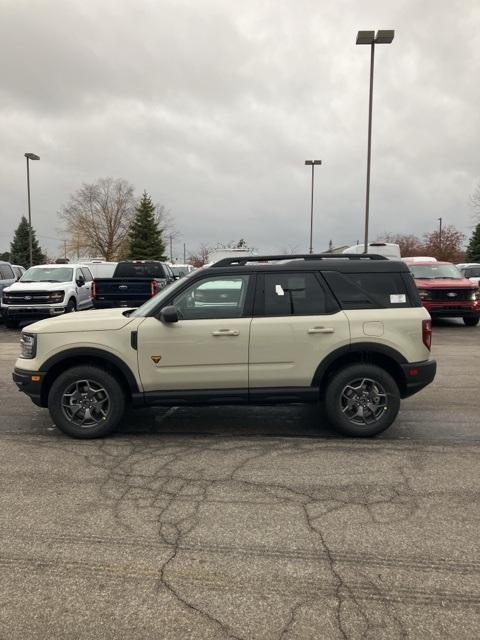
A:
[[404, 259, 480, 326]]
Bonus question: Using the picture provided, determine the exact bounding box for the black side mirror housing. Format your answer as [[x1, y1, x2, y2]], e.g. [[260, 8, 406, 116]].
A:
[[160, 305, 179, 323]]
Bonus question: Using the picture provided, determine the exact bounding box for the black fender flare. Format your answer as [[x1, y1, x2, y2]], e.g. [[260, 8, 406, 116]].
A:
[[311, 343, 407, 387], [42, 347, 140, 394]]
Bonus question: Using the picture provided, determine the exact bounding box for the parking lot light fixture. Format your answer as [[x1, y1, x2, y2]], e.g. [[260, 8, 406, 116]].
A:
[[356, 29, 394, 254], [24, 152, 41, 267], [305, 160, 322, 254]]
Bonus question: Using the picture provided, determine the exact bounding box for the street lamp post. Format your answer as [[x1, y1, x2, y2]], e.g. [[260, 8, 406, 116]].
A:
[[356, 30, 394, 254], [305, 160, 322, 254], [24, 152, 40, 267]]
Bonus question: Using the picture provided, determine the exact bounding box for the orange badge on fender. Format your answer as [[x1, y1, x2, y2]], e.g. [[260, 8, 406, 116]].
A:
[[151, 355, 162, 363]]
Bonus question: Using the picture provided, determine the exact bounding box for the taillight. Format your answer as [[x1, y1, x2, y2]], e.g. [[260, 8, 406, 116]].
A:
[[91, 281, 96, 299], [422, 319, 432, 350], [150, 280, 159, 297]]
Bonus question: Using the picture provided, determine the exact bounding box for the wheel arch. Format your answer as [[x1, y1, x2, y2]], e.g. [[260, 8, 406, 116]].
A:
[[312, 343, 408, 398], [40, 347, 140, 407]]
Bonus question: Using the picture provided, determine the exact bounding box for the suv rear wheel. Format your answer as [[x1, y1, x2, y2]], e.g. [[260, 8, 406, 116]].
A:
[[324, 364, 400, 437], [48, 366, 125, 438]]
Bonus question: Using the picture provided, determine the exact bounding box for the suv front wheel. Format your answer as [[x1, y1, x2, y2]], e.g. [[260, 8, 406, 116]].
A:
[[324, 364, 400, 437], [48, 366, 125, 438]]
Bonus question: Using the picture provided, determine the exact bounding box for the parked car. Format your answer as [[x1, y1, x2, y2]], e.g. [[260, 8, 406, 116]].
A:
[[82, 261, 118, 279], [12, 265, 26, 280], [457, 263, 480, 286], [13, 253, 436, 439], [92, 260, 175, 309], [404, 258, 480, 326], [1, 263, 94, 329], [169, 263, 196, 279], [342, 242, 401, 260], [0, 262, 17, 311]]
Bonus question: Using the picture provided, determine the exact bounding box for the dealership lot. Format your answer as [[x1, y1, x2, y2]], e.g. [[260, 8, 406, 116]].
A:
[[0, 321, 479, 639]]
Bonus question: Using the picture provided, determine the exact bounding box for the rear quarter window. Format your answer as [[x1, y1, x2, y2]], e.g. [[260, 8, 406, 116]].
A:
[[323, 271, 420, 309], [0, 264, 15, 280]]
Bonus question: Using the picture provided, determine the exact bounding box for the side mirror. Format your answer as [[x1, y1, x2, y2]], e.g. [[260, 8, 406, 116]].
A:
[[76, 277, 85, 287], [160, 305, 179, 323]]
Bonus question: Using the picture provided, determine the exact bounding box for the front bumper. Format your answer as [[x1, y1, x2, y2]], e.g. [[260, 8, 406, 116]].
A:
[[2, 304, 65, 318], [423, 301, 480, 318], [400, 359, 437, 398], [13, 368, 46, 407]]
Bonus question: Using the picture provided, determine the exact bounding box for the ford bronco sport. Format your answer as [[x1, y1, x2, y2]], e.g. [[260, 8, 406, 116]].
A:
[[13, 254, 436, 438]]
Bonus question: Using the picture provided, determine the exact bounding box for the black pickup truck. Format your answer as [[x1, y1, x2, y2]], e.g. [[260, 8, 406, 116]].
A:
[[92, 261, 175, 309]]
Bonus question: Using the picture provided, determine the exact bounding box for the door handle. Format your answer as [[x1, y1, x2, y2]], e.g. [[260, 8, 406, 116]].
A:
[[211, 329, 240, 336], [307, 327, 335, 334]]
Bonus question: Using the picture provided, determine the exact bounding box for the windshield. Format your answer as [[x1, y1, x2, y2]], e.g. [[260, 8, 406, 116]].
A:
[[20, 267, 73, 283], [463, 267, 480, 278], [130, 272, 196, 317], [409, 264, 464, 280]]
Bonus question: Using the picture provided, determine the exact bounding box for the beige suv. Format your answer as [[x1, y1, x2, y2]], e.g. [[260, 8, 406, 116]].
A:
[[13, 254, 436, 438]]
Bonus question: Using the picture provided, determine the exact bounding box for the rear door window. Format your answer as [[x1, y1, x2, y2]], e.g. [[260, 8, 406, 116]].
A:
[[323, 271, 418, 309], [258, 272, 339, 316], [0, 264, 14, 280]]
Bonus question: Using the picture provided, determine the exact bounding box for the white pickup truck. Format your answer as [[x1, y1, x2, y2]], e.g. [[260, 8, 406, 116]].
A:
[[1, 263, 94, 328]]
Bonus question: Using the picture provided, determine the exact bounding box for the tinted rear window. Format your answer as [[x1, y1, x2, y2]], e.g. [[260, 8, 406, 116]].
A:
[[113, 262, 166, 278], [0, 264, 14, 280], [323, 271, 419, 309]]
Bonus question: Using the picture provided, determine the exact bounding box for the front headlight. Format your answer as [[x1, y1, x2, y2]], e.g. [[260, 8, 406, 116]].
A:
[[20, 333, 37, 359], [470, 289, 480, 301], [48, 291, 64, 303], [418, 289, 431, 301]]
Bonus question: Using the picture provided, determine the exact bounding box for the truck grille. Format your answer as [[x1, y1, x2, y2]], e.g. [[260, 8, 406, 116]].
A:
[[2, 291, 58, 305], [428, 289, 472, 301]]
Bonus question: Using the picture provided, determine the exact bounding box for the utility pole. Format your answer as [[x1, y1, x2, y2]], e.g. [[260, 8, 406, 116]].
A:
[[24, 152, 40, 266], [169, 235, 173, 262], [438, 217, 443, 249], [304, 160, 322, 254], [64, 240, 67, 259]]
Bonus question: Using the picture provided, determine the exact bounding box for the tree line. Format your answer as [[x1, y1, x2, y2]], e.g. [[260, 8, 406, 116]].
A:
[[2, 176, 480, 267]]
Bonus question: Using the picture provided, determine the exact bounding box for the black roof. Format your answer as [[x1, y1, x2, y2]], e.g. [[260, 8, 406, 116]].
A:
[[208, 254, 409, 274]]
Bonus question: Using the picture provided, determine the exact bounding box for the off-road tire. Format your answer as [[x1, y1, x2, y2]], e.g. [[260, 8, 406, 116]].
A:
[[48, 365, 125, 438], [463, 317, 479, 327], [4, 318, 19, 329], [324, 363, 400, 437]]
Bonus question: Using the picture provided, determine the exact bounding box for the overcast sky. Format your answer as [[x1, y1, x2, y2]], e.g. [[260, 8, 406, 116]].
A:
[[1, 0, 479, 259]]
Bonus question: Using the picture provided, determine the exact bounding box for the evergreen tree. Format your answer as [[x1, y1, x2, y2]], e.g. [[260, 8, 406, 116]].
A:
[[10, 216, 45, 267], [128, 192, 167, 260], [465, 223, 480, 262]]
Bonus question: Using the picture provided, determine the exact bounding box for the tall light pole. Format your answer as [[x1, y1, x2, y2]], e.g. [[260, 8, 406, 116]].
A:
[[438, 217, 443, 254], [305, 160, 322, 254], [24, 152, 40, 267], [356, 30, 394, 254]]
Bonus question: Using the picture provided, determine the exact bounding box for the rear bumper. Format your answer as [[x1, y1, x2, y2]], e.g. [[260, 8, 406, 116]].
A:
[[400, 359, 437, 398], [12, 368, 46, 407], [93, 300, 144, 309]]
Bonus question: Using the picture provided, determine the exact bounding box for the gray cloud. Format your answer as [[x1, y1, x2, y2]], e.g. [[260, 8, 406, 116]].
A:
[[1, 0, 479, 259]]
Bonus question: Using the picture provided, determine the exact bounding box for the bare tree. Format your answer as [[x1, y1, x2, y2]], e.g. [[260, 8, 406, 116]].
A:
[[422, 226, 466, 262], [188, 243, 211, 267], [60, 178, 136, 260], [379, 233, 425, 257]]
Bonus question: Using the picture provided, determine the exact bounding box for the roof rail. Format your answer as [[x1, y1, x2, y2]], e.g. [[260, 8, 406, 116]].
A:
[[211, 253, 389, 267]]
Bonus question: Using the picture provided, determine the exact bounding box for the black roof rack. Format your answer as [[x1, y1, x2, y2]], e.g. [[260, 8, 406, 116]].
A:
[[211, 253, 388, 267]]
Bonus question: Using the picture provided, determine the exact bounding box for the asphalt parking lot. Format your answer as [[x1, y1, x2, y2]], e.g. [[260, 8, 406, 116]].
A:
[[0, 320, 479, 639]]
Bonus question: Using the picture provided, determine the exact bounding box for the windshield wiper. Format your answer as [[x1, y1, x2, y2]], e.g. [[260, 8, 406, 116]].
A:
[[20, 280, 34, 283]]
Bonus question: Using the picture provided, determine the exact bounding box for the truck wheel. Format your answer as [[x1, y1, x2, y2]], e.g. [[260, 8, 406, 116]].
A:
[[4, 318, 19, 329], [66, 299, 76, 313], [324, 364, 400, 437], [48, 366, 125, 438], [463, 317, 479, 326]]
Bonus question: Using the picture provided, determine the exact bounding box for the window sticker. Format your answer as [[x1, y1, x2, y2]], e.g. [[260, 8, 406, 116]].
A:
[[390, 294, 406, 304], [275, 284, 285, 296]]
